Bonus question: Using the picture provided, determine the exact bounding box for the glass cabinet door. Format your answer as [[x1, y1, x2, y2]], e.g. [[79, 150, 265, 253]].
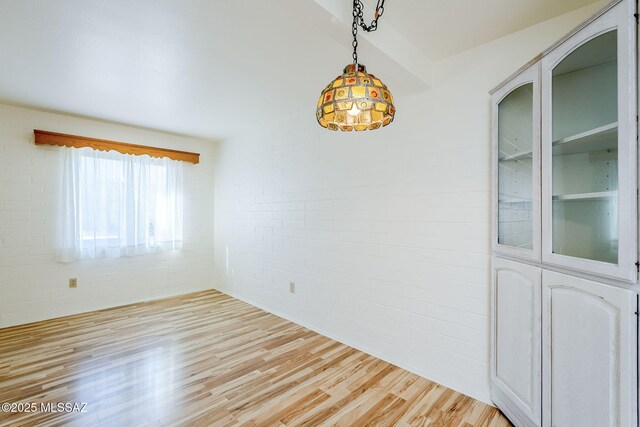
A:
[[493, 65, 541, 260], [542, 0, 637, 281]]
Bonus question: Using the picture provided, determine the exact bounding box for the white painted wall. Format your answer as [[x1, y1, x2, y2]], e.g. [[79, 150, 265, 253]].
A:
[[212, 3, 603, 404], [0, 104, 216, 327]]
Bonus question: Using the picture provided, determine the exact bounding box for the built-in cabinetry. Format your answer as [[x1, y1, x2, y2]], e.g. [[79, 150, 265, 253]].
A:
[[491, 0, 639, 425]]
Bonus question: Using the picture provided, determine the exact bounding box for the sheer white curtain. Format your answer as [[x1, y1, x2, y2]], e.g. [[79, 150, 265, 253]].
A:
[[55, 146, 183, 262]]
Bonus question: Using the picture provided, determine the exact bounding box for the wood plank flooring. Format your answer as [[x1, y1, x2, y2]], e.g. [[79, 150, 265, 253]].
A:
[[0, 290, 511, 426]]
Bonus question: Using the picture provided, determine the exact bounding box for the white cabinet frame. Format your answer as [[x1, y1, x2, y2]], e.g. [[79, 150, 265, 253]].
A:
[[492, 64, 542, 262], [541, 0, 638, 282]]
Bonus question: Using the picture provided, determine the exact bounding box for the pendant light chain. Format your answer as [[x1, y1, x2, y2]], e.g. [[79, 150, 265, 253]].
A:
[[352, 0, 386, 65]]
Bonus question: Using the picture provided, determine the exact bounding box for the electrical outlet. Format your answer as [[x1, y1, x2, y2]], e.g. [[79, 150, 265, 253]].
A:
[[69, 278, 77, 288], [289, 282, 295, 293]]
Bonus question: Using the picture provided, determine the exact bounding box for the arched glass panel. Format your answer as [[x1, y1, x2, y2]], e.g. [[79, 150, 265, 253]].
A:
[[551, 30, 618, 264], [498, 83, 534, 249]]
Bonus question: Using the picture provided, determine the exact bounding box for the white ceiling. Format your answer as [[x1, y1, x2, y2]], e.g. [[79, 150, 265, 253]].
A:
[[0, 0, 601, 139], [382, 0, 602, 60]]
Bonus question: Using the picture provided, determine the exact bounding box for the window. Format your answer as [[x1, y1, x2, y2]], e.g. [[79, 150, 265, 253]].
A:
[[55, 146, 183, 262]]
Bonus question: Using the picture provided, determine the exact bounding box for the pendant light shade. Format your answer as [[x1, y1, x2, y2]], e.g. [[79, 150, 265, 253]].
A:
[[316, 63, 395, 132]]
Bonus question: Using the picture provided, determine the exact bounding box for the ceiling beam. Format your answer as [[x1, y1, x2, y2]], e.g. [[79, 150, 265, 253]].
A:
[[312, 0, 434, 90]]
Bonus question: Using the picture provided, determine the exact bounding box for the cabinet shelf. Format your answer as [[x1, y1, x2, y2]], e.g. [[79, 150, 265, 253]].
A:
[[552, 122, 617, 156], [499, 193, 533, 203], [552, 191, 616, 201], [498, 150, 532, 161], [500, 122, 618, 161]]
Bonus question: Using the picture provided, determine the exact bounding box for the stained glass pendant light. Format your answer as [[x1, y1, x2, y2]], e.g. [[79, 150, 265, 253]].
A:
[[316, 0, 395, 131]]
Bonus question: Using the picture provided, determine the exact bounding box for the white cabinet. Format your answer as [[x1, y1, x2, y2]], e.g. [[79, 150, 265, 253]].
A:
[[541, 0, 637, 282], [491, 258, 542, 427], [542, 270, 637, 427], [490, 1, 639, 426], [492, 0, 638, 282]]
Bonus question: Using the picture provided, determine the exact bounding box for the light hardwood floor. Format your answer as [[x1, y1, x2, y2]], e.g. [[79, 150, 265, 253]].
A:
[[0, 290, 511, 426]]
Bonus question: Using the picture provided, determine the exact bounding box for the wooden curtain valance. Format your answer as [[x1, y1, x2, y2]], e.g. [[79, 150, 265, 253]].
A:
[[34, 130, 200, 164]]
